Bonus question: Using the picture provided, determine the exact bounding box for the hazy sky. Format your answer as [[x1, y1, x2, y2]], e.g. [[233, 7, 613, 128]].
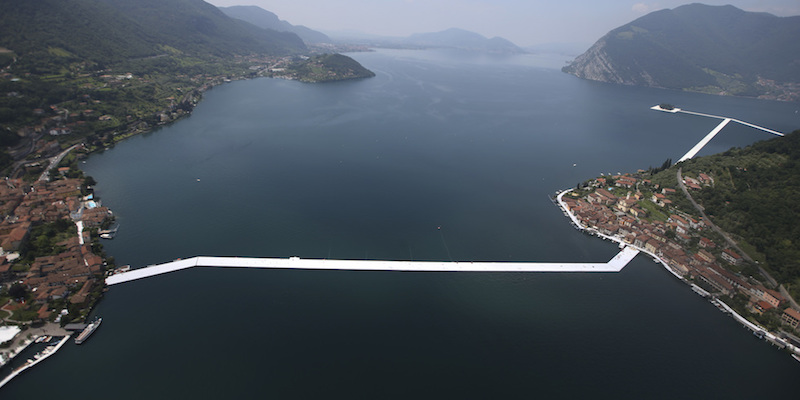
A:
[[206, 0, 800, 46]]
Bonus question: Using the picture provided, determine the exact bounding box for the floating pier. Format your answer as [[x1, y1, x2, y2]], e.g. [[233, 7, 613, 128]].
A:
[[650, 105, 784, 162], [678, 118, 731, 162], [106, 247, 641, 286]]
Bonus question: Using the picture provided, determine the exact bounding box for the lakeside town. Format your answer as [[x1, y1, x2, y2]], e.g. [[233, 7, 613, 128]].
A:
[[0, 59, 264, 371], [0, 32, 380, 385], [556, 169, 800, 357], [0, 144, 113, 367], [0, 48, 377, 382]]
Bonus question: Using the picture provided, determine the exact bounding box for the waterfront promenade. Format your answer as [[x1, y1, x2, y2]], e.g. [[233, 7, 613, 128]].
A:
[[106, 247, 641, 286]]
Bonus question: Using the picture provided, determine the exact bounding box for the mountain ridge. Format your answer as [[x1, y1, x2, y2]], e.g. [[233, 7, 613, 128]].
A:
[[330, 27, 524, 53], [219, 5, 332, 44], [562, 4, 800, 101], [403, 28, 523, 53], [0, 0, 307, 72]]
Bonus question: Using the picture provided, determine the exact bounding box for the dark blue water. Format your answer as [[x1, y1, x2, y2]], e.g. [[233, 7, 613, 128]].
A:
[[3, 49, 798, 398]]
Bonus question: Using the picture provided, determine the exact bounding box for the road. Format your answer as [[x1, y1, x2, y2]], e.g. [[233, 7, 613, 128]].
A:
[[37, 144, 80, 182], [676, 167, 779, 286]]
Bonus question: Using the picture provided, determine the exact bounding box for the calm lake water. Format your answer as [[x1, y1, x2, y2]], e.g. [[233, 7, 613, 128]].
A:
[[3, 49, 799, 398]]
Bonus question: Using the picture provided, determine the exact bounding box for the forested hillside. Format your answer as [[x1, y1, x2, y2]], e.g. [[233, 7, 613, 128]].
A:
[[219, 5, 332, 44], [286, 54, 376, 82], [658, 130, 800, 298], [0, 0, 305, 74]]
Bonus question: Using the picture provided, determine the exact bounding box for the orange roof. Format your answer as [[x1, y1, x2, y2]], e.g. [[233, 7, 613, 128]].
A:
[[784, 308, 800, 320]]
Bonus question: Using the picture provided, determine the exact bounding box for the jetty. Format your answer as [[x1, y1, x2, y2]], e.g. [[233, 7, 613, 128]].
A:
[[106, 247, 640, 286], [650, 105, 784, 162], [0, 336, 71, 390]]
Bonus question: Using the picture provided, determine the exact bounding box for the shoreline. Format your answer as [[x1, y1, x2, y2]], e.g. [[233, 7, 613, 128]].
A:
[[554, 187, 800, 358], [555, 188, 685, 282]]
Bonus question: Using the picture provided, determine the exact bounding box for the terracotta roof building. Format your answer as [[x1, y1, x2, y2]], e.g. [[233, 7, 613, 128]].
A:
[[781, 308, 800, 330]]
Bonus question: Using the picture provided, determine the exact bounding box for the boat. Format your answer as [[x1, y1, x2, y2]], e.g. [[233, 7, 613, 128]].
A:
[[74, 317, 102, 345], [690, 284, 709, 298]]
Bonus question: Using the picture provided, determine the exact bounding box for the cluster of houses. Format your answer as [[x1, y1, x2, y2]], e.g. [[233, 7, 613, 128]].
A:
[[27, 100, 108, 140], [0, 175, 112, 321], [564, 172, 800, 333], [10, 54, 298, 154]]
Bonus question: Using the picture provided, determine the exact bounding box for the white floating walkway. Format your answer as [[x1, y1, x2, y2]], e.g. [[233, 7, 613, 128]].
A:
[[106, 248, 641, 286], [650, 105, 785, 162], [678, 118, 731, 162]]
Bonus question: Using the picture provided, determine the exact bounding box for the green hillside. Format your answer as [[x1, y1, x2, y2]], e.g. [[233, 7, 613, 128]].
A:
[[653, 130, 800, 298], [0, 0, 306, 74], [0, 0, 374, 176], [219, 5, 332, 44], [286, 54, 376, 82]]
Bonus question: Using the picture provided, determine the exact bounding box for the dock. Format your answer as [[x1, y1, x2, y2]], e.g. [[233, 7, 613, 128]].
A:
[[0, 335, 71, 390]]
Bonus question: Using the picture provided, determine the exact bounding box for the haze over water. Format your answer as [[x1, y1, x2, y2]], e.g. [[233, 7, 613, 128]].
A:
[[4, 49, 798, 398]]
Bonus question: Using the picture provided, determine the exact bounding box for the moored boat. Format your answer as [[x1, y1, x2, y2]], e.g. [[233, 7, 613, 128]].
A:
[[75, 317, 102, 345]]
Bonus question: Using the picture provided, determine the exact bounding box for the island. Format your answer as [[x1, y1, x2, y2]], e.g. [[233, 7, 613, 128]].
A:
[[270, 53, 377, 83]]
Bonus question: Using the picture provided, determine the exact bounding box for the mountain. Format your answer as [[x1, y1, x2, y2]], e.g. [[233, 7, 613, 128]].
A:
[[0, 0, 306, 71], [219, 5, 332, 44], [403, 28, 523, 53], [562, 4, 800, 101], [329, 28, 523, 53]]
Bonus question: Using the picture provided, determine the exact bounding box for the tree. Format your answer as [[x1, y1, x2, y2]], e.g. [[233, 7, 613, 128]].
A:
[[83, 175, 97, 187], [9, 283, 27, 300]]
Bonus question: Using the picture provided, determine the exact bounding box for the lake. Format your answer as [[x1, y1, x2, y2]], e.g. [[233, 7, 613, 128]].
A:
[[3, 49, 798, 398]]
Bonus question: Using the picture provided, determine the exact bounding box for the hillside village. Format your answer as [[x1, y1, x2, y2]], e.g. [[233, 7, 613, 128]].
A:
[[0, 151, 112, 328], [561, 171, 800, 336], [1, 54, 303, 167]]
